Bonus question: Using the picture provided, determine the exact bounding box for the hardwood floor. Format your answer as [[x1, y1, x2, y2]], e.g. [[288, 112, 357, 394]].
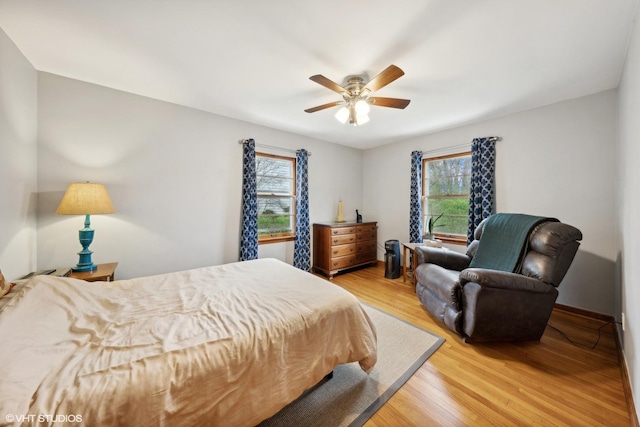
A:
[[327, 265, 632, 427]]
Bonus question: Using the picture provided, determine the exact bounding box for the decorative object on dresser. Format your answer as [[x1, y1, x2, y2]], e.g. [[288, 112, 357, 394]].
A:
[[56, 182, 115, 272], [336, 199, 345, 222], [313, 222, 377, 279]]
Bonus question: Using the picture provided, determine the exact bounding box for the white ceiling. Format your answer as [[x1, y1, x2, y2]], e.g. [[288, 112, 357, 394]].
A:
[[0, 0, 638, 149]]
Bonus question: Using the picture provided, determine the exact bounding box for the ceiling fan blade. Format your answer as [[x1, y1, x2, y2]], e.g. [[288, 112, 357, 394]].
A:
[[362, 65, 405, 93], [304, 100, 345, 113], [309, 75, 347, 95], [369, 97, 411, 109]]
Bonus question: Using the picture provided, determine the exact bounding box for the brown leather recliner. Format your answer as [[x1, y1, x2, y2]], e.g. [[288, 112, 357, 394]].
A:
[[415, 218, 582, 343]]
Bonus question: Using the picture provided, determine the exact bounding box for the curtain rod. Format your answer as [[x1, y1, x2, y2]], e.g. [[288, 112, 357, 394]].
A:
[[239, 139, 312, 156], [415, 136, 501, 157]]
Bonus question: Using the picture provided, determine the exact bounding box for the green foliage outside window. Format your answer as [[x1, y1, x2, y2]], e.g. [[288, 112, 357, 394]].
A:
[[258, 208, 293, 236], [426, 199, 469, 235]]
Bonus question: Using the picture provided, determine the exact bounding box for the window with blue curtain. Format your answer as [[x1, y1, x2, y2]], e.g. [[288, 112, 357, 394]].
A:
[[240, 140, 310, 269]]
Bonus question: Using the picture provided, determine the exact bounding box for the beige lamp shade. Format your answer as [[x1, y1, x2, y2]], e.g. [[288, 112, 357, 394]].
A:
[[56, 182, 115, 215]]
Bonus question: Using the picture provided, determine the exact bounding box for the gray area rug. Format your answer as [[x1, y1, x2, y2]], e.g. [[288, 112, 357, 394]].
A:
[[259, 304, 445, 427]]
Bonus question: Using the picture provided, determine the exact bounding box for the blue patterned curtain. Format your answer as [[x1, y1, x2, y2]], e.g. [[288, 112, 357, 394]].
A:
[[293, 149, 311, 271], [409, 150, 423, 243], [467, 137, 496, 244], [239, 139, 259, 261]]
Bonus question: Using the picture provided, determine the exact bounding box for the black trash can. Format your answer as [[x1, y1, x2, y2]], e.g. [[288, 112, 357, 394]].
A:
[[384, 240, 401, 279]]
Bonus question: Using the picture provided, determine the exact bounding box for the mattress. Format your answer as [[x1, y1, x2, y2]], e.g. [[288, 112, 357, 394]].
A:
[[0, 258, 377, 426]]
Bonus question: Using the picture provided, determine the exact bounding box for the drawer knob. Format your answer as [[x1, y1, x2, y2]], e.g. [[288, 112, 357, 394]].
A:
[[333, 239, 339, 244], [333, 250, 338, 254]]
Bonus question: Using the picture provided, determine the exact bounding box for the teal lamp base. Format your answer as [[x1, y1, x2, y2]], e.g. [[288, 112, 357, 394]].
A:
[[72, 214, 98, 272], [74, 263, 97, 272]]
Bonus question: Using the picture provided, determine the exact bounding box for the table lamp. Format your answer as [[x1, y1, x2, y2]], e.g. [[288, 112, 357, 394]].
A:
[[56, 182, 115, 272]]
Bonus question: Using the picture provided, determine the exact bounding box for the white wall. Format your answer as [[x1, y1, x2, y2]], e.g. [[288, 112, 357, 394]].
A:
[[17, 49, 622, 319], [617, 1, 640, 415], [0, 28, 38, 280], [36, 73, 363, 280], [363, 90, 618, 316]]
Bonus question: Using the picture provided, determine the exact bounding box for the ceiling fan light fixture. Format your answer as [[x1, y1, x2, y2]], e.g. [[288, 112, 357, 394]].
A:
[[354, 99, 370, 115], [348, 106, 368, 126], [348, 105, 357, 125], [340, 103, 370, 126], [335, 106, 349, 124], [355, 113, 370, 126], [309, 65, 409, 125]]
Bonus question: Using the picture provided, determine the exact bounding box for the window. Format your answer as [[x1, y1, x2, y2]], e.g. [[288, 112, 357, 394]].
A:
[[422, 152, 471, 244], [256, 153, 296, 243]]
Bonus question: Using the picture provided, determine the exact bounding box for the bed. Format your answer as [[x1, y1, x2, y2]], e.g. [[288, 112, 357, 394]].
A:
[[0, 258, 377, 426]]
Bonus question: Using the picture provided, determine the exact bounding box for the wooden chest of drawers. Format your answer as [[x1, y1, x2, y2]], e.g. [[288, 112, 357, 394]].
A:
[[312, 222, 378, 279]]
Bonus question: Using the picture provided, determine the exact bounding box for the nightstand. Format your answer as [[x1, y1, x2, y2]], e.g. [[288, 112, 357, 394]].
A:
[[67, 262, 118, 282]]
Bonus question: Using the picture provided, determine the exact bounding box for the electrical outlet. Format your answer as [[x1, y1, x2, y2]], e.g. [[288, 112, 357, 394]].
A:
[[622, 312, 626, 332]]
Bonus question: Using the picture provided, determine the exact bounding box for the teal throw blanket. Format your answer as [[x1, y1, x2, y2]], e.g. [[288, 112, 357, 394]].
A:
[[468, 213, 558, 273]]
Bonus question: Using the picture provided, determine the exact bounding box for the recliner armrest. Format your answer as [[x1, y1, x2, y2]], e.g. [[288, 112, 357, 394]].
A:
[[459, 268, 554, 293], [415, 247, 471, 271]]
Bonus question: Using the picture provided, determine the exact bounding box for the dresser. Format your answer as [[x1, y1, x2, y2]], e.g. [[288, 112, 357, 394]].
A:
[[313, 222, 378, 279]]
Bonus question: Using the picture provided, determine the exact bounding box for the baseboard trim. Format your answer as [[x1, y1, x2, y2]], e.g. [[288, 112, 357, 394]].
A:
[[553, 303, 613, 322], [553, 303, 638, 425], [614, 325, 639, 427]]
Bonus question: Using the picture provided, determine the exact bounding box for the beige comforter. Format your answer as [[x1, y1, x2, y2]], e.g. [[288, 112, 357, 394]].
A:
[[0, 258, 377, 426]]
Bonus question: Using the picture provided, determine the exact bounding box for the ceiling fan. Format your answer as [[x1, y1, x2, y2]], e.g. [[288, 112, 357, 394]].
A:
[[304, 64, 411, 126]]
